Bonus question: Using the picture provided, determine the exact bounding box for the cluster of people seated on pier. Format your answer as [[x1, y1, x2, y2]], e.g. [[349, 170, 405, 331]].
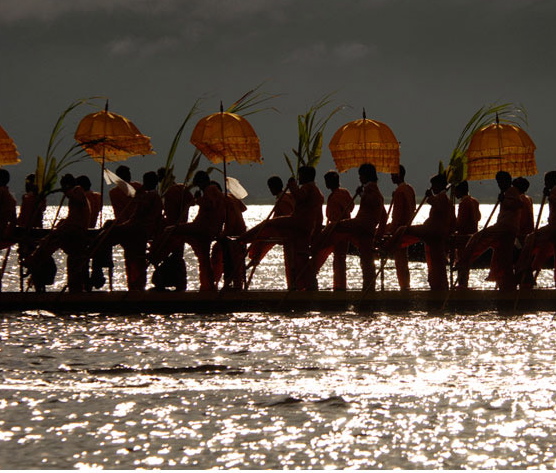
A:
[[0, 162, 555, 293]]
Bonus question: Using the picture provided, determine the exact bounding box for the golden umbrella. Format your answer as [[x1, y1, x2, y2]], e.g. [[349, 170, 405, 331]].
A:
[[465, 117, 537, 181], [328, 109, 400, 173], [75, 101, 155, 223], [190, 104, 261, 193], [0, 124, 21, 166], [75, 103, 154, 163]]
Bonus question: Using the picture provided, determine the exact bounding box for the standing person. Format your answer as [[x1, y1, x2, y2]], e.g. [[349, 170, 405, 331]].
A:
[[246, 175, 295, 286], [97, 171, 163, 291], [212, 188, 248, 290], [456, 171, 523, 291], [391, 173, 455, 291], [311, 170, 354, 291], [453, 180, 481, 289], [17, 174, 51, 292], [516, 171, 556, 288], [17, 173, 46, 230], [151, 168, 194, 292], [25, 174, 91, 292], [157, 167, 194, 225], [385, 165, 416, 290], [76, 175, 102, 228], [513, 176, 534, 248], [239, 166, 323, 291], [0, 168, 17, 249], [149, 170, 226, 291], [312, 163, 386, 292]]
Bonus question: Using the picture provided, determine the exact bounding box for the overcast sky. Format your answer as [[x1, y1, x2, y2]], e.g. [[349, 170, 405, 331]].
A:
[[1, 0, 555, 202]]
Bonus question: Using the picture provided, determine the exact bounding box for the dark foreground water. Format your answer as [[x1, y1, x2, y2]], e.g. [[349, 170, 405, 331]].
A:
[[1, 205, 556, 469]]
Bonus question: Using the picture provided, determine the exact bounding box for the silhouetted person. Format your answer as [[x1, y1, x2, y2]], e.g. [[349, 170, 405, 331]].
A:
[[385, 165, 416, 290], [457, 171, 522, 291], [453, 180, 481, 288], [149, 170, 226, 291], [312, 164, 386, 291], [77, 175, 102, 228], [311, 170, 354, 291], [392, 173, 455, 290], [26, 174, 90, 292]]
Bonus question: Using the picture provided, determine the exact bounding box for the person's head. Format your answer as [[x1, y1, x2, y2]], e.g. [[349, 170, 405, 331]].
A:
[[298, 165, 316, 185], [430, 173, 447, 195], [25, 174, 37, 193], [495, 170, 512, 192], [454, 180, 469, 199], [324, 170, 340, 190], [157, 167, 166, 182], [192, 170, 211, 190], [115, 165, 131, 183], [142, 171, 159, 191], [512, 176, 530, 194], [390, 164, 406, 185], [60, 174, 76, 191], [157, 166, 174, 183], [358, 163, 378, 184], [544, 171, 556, 190], [0, 168, 10, 186], [76, 175, 92, 191], [267, 175, 284, 196]]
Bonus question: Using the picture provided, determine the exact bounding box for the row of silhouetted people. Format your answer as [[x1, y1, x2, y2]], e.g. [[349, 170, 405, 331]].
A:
[[0, 164, 555, 293]]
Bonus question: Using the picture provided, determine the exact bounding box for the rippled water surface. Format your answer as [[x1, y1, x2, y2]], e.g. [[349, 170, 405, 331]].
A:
[[1, 205, 556, 469]]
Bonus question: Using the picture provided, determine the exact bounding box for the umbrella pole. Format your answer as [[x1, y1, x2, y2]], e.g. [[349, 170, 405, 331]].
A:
[[0, 246, 11, 291], [99, 156, 105, 227]]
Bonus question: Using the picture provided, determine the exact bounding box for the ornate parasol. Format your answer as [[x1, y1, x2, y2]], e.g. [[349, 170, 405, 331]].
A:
[[75, 102, 154, 163], [0, 124, 21, 166], [328, 109, 400, 173], [74, 101, 155, 223], [190, 103, 261, 193], [465, 116, 537, 181]]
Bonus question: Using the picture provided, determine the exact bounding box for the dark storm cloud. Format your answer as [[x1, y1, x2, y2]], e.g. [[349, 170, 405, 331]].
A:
[[1, 0, 556, 200]]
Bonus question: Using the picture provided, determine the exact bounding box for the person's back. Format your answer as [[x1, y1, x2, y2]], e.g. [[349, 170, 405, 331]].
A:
[[17, 174, 46, 229], [289, 171, 324, 234], [496, 182, 522, 234], [224, 194, 247, 236], [390, 182, 416, 229], [456, 194, 481, 235], [424, 190, 455, 237], [324, 171, 353, 224], [163, 183, 194, 225], [63, 181, 90, 232], [0, 169, 17, 240], [109, 165, 141, 221], [193, 182, 227, 238], [355, 180, 386, 234]]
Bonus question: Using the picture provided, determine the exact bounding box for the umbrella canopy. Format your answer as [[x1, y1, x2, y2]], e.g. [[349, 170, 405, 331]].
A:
[[465, 122, 537, 180], [328, 113, 400, 173], [75, 108, 154, 163], [0, 125, 21, 166], [190, 111, 261, 165]]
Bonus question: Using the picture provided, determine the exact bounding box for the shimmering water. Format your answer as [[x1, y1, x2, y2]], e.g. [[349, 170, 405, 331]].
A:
[[1, 205, 556, 469]]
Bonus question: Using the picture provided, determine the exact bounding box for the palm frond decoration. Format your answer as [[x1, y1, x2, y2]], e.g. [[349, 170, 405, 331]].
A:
[[225, 81, 281, 116], [35, 97, 99, 199], [284, 93, 343, 176], [443, 102, 528, 185], [159, 98, 203, 196]]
